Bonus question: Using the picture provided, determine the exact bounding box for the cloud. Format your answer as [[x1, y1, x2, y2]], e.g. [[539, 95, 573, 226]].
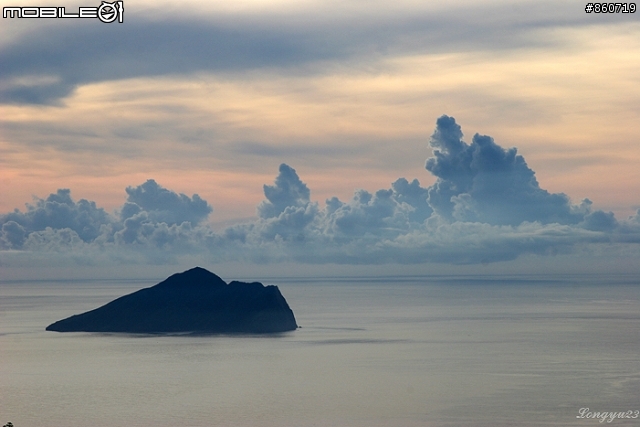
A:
[[0, 115, 637, 268], [114, 213, 198, 250], [258, 164, 311, 219], [23, 227, 86, 252], [1, 1, 629, 105], [0, 76, 76, 105], [579, 208, 618, 232], [612, 209, 640, 244], [390, 178, 433, 223], [425, 115, 586, 226], [1, 221, 27, 249], [123, 179, 212, 225], [0, 189, 113, 244], [322, 188, 411, 240], [0, 18, 347, 105]]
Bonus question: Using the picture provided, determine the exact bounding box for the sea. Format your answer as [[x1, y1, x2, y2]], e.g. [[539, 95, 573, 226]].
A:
[[1, 274, 639, 427]]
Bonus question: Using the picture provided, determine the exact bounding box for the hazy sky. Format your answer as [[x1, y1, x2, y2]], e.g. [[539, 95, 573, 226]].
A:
[[1, 0, 639, 278]]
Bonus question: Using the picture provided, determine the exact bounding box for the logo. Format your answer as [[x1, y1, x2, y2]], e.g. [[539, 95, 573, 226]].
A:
[[3, 1, 124, 23], [98, 1, 121, 23]]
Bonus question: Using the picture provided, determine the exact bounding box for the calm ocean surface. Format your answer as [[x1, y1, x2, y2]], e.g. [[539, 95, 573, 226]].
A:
[[1, 274, 639, 427]]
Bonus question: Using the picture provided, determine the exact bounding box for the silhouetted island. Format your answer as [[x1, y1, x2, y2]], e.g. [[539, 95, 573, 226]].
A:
[[46, 267, 298, 334]]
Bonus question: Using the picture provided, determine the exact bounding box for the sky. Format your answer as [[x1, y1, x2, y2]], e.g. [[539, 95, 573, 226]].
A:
[[1, 0, 640, 279]]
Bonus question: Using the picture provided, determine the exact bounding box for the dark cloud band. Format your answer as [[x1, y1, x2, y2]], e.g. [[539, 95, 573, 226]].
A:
[[2, 1, 630, 105]]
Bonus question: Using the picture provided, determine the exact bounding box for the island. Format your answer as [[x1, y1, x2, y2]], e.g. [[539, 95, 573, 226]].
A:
[[46, 267, 298, 334]]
